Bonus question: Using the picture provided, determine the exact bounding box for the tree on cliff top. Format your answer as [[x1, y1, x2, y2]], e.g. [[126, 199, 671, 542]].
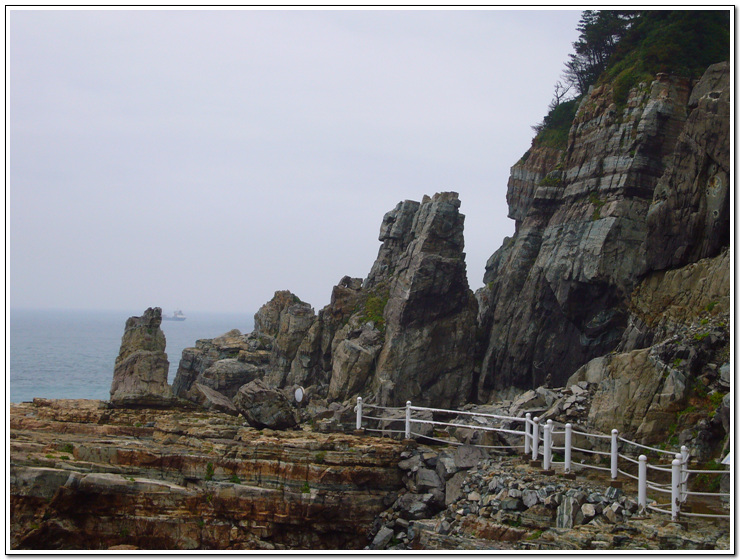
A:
[[563, 10, 638, 96], [533, 9, 730, 148], [603, 10, 730, 105]]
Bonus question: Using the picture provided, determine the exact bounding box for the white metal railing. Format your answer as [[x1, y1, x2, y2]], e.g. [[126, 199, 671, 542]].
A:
[[353, 397, 730, 522]]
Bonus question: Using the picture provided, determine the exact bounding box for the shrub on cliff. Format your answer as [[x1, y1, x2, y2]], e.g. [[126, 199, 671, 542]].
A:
[[603, 10, 730, 106]]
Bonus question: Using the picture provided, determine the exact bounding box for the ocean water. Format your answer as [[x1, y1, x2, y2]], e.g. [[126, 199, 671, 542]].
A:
[[8, 309, 254, 403]]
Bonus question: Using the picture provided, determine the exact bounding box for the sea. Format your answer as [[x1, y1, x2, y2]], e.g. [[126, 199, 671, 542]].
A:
[[8, 309, 254, 404]]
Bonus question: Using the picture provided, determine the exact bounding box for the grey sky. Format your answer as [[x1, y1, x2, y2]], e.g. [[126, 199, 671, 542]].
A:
[[9, 8, 582, 315]]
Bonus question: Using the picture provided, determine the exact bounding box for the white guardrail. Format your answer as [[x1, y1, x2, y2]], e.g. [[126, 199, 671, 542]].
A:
[[354, 397, 730, 522]]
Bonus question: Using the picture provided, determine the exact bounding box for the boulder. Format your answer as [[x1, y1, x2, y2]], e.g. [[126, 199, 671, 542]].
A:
[[370, 526, 394, 550], [327, 324, 383, 401], [194, 383, 239, 416], [233, 379, 299, 430], [445, 471, 468, 506], [172, 329, 267, 401], [110, 307, 173, 407], [453, 445, 486, 469], [415, 468, 444, 493]]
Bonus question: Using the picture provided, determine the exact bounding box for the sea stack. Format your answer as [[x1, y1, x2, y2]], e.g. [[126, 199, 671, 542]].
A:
[[110, 307, 174, 406]]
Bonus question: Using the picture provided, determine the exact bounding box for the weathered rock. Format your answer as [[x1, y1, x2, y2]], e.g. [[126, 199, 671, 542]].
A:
[[415, 468, 444, 493], [327, 324, 383, 402], [646, 62, 730, 271], [477, 65, 728, 397], [199, 359, 264, 398], [110, 308, 173, 407], [445, 471, 468, 506], [556, 495, 580, 529], [369, 192, 478, 408], [233, 379, 299, 430], [619, 249, 730, 350], [172, 329, 268, 401], [453, 445, 486, 469], [370, 526, 394, 550], [194, 383, 238, 416], [261, 293, 317, 388], [10, 400, 405, 550], [364, 200, 421, 289]]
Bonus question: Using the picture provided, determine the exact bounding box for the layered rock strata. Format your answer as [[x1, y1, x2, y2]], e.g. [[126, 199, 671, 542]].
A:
[[10, 399, 404, 550], [477, 62, 730, 397]]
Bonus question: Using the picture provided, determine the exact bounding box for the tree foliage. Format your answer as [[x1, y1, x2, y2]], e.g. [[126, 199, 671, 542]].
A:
[[564, 10, 638, 96], [532, 10, 730, 147]]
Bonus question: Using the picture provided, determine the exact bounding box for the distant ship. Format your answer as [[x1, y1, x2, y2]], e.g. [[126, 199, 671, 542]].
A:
[[163, 310, 186, 321]]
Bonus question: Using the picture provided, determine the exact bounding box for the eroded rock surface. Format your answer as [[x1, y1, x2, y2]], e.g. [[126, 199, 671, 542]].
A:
[[110, 308, 173, 407], [477, 64, 730, 396], [10, 399, 404, 550], [172, 192, 477, 412]]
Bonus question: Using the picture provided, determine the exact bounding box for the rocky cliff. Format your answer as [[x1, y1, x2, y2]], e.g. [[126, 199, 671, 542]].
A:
[[170, 63, 729, 443], [173, 191, 477, 411], [476, 62, 730, 401]]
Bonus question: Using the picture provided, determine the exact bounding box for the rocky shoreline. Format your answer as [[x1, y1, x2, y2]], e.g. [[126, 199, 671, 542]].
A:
[[10, 398, 729, 550]]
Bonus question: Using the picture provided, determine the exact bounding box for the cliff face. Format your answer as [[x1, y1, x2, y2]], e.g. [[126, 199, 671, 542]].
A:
[[476, 62, 730, 398]]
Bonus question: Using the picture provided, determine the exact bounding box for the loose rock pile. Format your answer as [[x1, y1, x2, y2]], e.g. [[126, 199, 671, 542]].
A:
[[367, 445, 730, 551]]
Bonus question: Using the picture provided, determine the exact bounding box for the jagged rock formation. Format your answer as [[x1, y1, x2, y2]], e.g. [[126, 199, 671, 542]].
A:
[[477, 62, 730, 398], [110, 307, 173, 407], [172, 191, 477, 411], [171, 329, 270, 402], [370, 192, 478, 407]]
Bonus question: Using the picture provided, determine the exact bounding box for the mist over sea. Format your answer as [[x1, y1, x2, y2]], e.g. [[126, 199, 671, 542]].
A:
[[9, 309, 254, 403]]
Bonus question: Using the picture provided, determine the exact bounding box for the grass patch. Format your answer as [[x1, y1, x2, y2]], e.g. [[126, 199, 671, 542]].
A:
[[589, 192, 606, 220]]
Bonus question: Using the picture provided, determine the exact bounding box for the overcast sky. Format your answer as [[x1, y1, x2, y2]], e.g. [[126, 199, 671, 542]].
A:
[[9, 8, 582, 315]]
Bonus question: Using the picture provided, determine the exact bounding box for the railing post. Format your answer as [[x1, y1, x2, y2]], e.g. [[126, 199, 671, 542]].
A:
[[405, 401, 412, 440], [356, 397, 363, 431], [610, 429, 619, 479], [638, 455, 647, 512], [680, 445, 689, 503], [524, 413, 531, 455], [564, 423, 572, 474], [531, 417, 540, 461], [671, 457, 681, 521], [543, 420, 552, 470]]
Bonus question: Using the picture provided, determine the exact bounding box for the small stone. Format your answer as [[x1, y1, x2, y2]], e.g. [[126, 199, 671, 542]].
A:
[[370, 526, 394, 550], [522, 489, 539, 508], [581, 503, 598, 519]]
